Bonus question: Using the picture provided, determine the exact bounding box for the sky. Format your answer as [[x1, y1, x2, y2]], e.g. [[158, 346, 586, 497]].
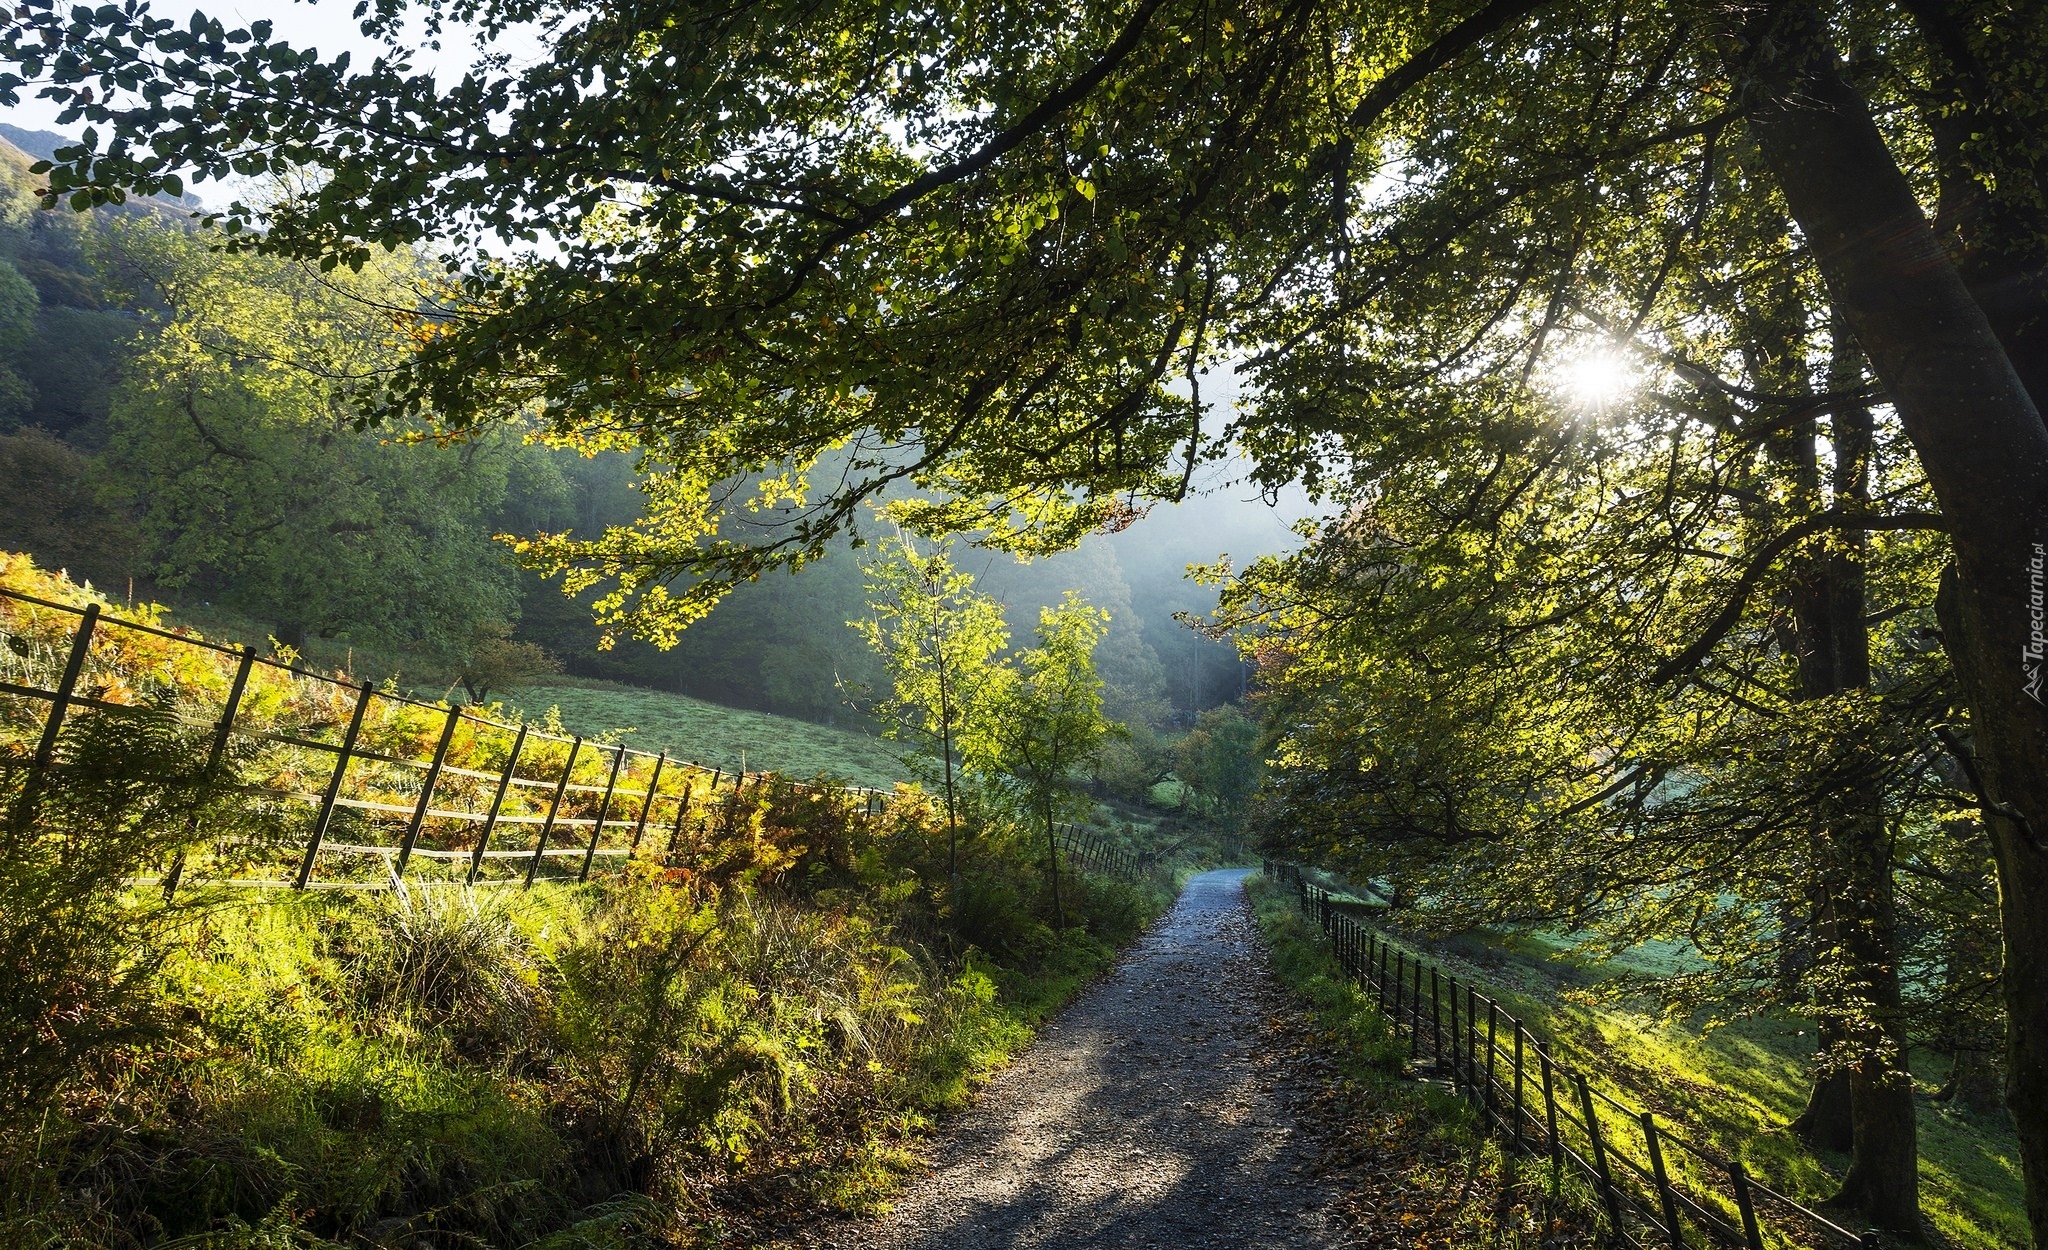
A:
[[5, 1, 529, 134]]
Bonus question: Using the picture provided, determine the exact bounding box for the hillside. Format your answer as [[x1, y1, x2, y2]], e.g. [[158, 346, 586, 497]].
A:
[[510, 681, 909, 788]]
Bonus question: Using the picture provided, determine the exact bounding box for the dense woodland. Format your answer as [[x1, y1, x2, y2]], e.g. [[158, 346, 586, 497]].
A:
[[0, 0, 2044, 1246], [0, 125, 1259, 733]]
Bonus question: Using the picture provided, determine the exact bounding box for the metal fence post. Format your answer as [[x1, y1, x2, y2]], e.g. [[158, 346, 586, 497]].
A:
[[1513, 1023, 1527, 1152], [295, 682, 375, 890], [1640, 1112, 1685, 1248], [468, 723, 527, 885], [395, 703, 463, 879], [1431, 968, 1444, 1066], [628, 752, 666, 856], [164, 643, 255, 900], [1393, 950, 1406, 1031], [1538, 1040, 1562, 1177], [30, 602, 99, 772], [1577, 1074, 1626, 1238], [526, 735, 582, 887], [1410, 957, 1424, 1058], [579, 742, 626, 882], [1466, 985, 1480, 1106], [1448, 977, 1462, 1088], [1485, 1000, 1501, 1117], [1728, 1161, 1766, 1250]]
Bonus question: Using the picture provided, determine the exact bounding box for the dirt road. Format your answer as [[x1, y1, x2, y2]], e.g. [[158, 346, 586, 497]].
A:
[[798, 868, 1353, 1249]]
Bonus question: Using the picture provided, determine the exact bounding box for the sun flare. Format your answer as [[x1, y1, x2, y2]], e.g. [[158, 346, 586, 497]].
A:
[[1558, 349, 1638, 408]]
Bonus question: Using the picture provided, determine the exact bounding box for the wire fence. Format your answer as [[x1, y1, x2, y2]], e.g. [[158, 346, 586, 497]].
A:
[[0, 584, 1145, 897], [1266, 861, 1887, 1250]]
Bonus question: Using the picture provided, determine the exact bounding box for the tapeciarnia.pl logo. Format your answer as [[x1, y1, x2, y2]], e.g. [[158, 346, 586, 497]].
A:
[[2028, 542, 2047, 705]]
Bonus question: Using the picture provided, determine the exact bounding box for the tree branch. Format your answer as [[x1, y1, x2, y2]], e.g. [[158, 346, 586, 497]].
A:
[[1650, 510, 1947, 685]]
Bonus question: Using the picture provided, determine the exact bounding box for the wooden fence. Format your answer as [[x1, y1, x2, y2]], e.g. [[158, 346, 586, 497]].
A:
[[0, 585, 896, 893], [1053, 822, 1155, 883], [1269, 862, 1887, 1250]]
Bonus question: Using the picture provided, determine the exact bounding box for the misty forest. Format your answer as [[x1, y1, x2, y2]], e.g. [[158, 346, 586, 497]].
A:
[[0, 2, 2040, 1249]]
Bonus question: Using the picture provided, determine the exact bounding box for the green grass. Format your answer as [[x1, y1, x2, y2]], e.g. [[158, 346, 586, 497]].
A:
[[84, 592, 909, 790], [510, 681, 908, 788], [9, 860, 1176, 1248]]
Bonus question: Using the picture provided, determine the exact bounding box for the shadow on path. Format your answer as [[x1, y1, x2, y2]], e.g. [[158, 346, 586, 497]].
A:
[[799, 868, 1352, 1249]]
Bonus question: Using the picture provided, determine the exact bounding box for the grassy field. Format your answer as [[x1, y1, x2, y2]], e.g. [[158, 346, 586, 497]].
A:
[[66, 588, 910, 789], [1442, 929, 2028, 1250], [509, 681, 909, 788], [1297, 869, 2026, 1249]]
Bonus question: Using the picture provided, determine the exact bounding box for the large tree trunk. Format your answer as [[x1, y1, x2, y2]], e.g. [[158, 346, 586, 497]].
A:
[[1762, 310, 1912, 1203], [1744, 6, 2048, 1245], [1820, 800, 1919, 1232]]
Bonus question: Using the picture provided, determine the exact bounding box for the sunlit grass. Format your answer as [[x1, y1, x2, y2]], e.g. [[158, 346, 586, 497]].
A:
[[1420, 928, 2028, 1248], [513, 681, 908, 787]]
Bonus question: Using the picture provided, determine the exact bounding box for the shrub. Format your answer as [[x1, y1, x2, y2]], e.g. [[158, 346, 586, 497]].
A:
[[0, 698, 244, 1131], [340, 885, 539, 1052]]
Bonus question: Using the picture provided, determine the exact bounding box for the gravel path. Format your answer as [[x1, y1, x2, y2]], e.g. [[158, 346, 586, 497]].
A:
[[799, 868, 1353, 1250]]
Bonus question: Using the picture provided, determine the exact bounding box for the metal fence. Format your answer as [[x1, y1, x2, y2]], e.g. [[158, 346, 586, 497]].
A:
[[1267, 862, 1886, 1250], [0, 585, 892, 893]]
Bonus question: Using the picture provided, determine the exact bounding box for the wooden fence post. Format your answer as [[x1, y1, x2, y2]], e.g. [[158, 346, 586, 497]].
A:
[[526, 735, 582, 887], [295, 682, 374, 890], [164, 643, 254, 900], [1640, 1112, 1685, 1248], [30, 602, 99, 772], [468, 723, 527, 885], [703, 766, 725, 850], [628, 752, 666, 856], [1576, 1074, 1626, 1238], [667, 773, 696, 865], [579, 742, 626, 882], [395, 703, 463, 879]]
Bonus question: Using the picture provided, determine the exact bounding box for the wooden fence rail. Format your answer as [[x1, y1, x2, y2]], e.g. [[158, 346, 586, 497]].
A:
[[0, 585, 893, 893], [1267, 861, 1885, 1250], [1054, 821, 1164, 885]]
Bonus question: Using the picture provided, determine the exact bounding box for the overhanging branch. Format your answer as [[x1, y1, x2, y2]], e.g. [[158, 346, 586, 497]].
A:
[[1650, 510, 1947, 685]]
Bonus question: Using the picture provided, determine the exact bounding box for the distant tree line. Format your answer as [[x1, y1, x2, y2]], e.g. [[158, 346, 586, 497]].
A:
[[0, 130, 1253, 729]]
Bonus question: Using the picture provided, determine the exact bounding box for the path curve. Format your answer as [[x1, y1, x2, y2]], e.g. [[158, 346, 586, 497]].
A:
[[800, 868, 1353, 1249]]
